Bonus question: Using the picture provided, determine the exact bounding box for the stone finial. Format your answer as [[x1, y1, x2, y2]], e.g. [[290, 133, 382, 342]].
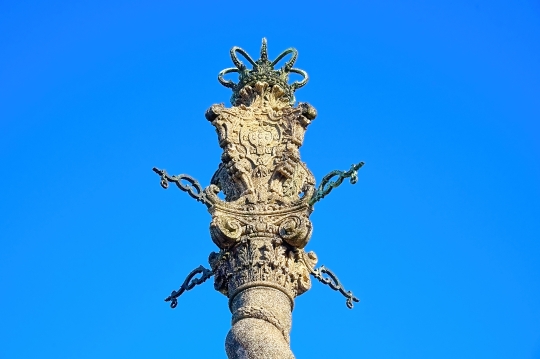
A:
[[218, 38, 309, 106]]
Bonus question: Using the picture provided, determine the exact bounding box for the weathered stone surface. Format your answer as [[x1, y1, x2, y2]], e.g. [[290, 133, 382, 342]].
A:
[[226, 287, 294, 359]]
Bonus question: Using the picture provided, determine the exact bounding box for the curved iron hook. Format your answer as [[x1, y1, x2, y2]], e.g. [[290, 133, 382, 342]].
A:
[[271, 48, 298, 71], [311, 265, 360, 309], [309, 162, 365, 206], [289, 68, 309, 90], [230, 46, 257, 70], [152, 167, 212, 207], [164, 265, 214, 309], [218, 67, 239, 88]]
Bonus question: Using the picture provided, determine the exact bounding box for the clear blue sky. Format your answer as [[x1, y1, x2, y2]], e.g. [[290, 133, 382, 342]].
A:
[[1, 1, 539, 358]]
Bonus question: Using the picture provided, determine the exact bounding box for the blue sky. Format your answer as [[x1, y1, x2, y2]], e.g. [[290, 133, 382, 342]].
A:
[[1, 1, 539, 358]]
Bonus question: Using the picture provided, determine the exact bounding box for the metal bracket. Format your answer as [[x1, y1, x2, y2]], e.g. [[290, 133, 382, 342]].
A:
[[152, 167, 212, 207], [309, 161, 365, 206], [164, 265, 214, 309], [311, 265, 360, 309]]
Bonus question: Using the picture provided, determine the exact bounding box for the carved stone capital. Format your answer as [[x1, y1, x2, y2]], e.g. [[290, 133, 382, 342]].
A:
[[201, 80, 321, 358]]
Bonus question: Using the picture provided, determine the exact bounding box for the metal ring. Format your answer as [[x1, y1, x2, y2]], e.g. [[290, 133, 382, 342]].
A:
[[289, 68, 308, 90], [230, 46, 257, 69], [270, 48, 298, 71], [218, 68, 239, 88]]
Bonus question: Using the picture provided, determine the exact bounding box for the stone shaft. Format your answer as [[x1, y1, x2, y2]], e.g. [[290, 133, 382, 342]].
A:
[[226, 286, 294, 359]]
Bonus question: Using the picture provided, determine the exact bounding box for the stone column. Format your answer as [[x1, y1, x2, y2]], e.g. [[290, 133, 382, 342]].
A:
[[155, 39, 361, 359]]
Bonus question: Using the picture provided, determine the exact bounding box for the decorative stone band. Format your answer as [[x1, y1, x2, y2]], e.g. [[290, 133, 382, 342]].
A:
[[232, 305, 290, 344], [211, 235, 315, 301], [228, 281, 295, 312], [226, 284, 296, 358], [209, 204, 313, 250]]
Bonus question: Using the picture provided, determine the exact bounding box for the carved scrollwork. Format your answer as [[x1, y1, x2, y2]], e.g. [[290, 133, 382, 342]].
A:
[[210, 216, 244, 248], [207, 70, 317, 211], [278, 215, 312, 248]]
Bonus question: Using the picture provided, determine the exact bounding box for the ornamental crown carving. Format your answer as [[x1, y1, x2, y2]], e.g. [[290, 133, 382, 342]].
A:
[[218, 38, 308, 106]]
